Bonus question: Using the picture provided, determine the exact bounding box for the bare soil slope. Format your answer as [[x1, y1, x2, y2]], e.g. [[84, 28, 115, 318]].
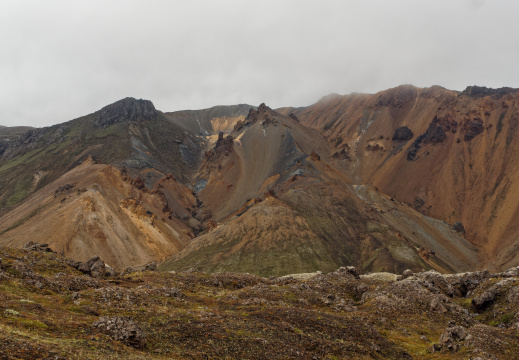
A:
[[291, 85, 519, 270], [0, 158, 197, 269], [163, 105, 479, 276]]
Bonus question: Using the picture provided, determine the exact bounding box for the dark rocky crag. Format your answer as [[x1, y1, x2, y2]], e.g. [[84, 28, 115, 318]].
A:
[[94, 97, 158, 128]]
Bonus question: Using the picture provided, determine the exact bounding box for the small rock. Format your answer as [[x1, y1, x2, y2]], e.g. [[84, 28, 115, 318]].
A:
[[144, 262, 157, 272], [397, 269, 413, 281]]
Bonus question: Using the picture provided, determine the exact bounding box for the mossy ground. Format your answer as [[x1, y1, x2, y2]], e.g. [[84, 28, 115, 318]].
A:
[[1, 247, 518, 359]]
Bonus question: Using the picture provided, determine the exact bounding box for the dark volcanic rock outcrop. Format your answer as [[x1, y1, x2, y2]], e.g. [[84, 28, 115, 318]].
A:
[[423, 118, 447, 144], [95, 97, 157, 128], [462, 85, 519, 98], [407, 116, 452, 160], [462, 118, 484, 141], [206, 132, 234, 160], [392, 126, 414, 141]]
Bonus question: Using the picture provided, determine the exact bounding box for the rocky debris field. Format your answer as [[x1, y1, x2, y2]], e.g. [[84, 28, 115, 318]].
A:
[[0, 244, 518, 359]]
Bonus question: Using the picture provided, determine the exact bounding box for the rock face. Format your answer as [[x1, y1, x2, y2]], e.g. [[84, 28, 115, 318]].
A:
[[392, 126, 413, 141], [95, 97, 157, 128], [92, 316, 147, 349], [423, 118, 447, 144]]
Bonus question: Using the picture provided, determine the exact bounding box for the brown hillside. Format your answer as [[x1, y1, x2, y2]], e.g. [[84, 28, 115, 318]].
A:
[[0, 158, 196, 269], [291, 85, 519, 270]]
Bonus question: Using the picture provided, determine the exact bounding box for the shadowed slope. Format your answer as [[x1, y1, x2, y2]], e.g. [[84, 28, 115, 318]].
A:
[[0, 98, 203, 210]]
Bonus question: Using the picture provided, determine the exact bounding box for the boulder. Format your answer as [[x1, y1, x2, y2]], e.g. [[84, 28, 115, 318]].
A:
[[416, 270, 454, 297], [66, 256, 109, 278], [459, 270, 491, 296], [336, 266, 360, 279], [92, 316, 146, 349], [87, 256, 106, 278], [472, 285, 499, 312], [437, 325, 468, 352], [397, 269, 413, 281]]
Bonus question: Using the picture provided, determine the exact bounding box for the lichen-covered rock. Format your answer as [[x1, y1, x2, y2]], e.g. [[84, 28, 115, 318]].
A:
[[397, 269, 413, 281], [335, 266, 360, 279], [23, 241, 54, 252], [472, 285, 499, 312], [415, 270, 455, 297], [87, 256, 106, 278], [66, 256, 109, 278], [92, 316, 146, 349], [435, 325, 468, 352]]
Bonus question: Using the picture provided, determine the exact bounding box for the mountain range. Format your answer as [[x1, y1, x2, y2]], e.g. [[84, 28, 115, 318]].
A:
[[1, 84, 518, 276]]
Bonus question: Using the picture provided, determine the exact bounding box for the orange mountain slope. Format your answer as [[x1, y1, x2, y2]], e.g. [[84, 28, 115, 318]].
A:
[[290, 85, 519, 270]]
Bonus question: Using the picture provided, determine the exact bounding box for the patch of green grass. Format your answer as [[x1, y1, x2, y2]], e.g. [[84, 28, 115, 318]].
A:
[[0, 148, 42, 173], [19, 319, 48, 330], [490, 313, 514, 327]]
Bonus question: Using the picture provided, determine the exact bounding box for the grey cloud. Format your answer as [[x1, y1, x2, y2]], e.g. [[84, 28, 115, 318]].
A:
[[1, 0, 519, 127]]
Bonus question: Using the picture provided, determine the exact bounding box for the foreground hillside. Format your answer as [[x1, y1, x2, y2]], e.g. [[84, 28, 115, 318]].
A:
[[0, 244, 518, 359]]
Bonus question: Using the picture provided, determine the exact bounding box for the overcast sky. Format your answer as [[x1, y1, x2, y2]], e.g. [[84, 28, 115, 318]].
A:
[[1, 0, 518, 127]]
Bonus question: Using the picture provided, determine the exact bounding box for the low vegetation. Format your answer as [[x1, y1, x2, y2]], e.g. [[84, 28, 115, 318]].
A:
[[0, 245, 518, 359]]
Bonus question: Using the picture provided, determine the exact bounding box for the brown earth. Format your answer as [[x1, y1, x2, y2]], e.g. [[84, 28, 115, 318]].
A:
[[288, 85, 519, 270]]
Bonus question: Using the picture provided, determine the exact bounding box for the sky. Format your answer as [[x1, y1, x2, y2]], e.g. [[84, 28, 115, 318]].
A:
[[1, 0, 519, 127]]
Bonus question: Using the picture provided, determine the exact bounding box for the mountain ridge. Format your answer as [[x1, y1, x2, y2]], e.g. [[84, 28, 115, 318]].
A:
[[0, 85, 517, 275]]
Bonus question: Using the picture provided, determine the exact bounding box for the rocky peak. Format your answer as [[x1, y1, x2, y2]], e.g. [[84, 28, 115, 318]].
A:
[[462, 85, 519, 98], [244, 103, 274, 123], [94, 97, 157, 128]]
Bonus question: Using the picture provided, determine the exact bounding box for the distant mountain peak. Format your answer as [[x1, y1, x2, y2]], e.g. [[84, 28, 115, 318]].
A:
[[461, 85, 519, 98], [94, 97, 157, 128]]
